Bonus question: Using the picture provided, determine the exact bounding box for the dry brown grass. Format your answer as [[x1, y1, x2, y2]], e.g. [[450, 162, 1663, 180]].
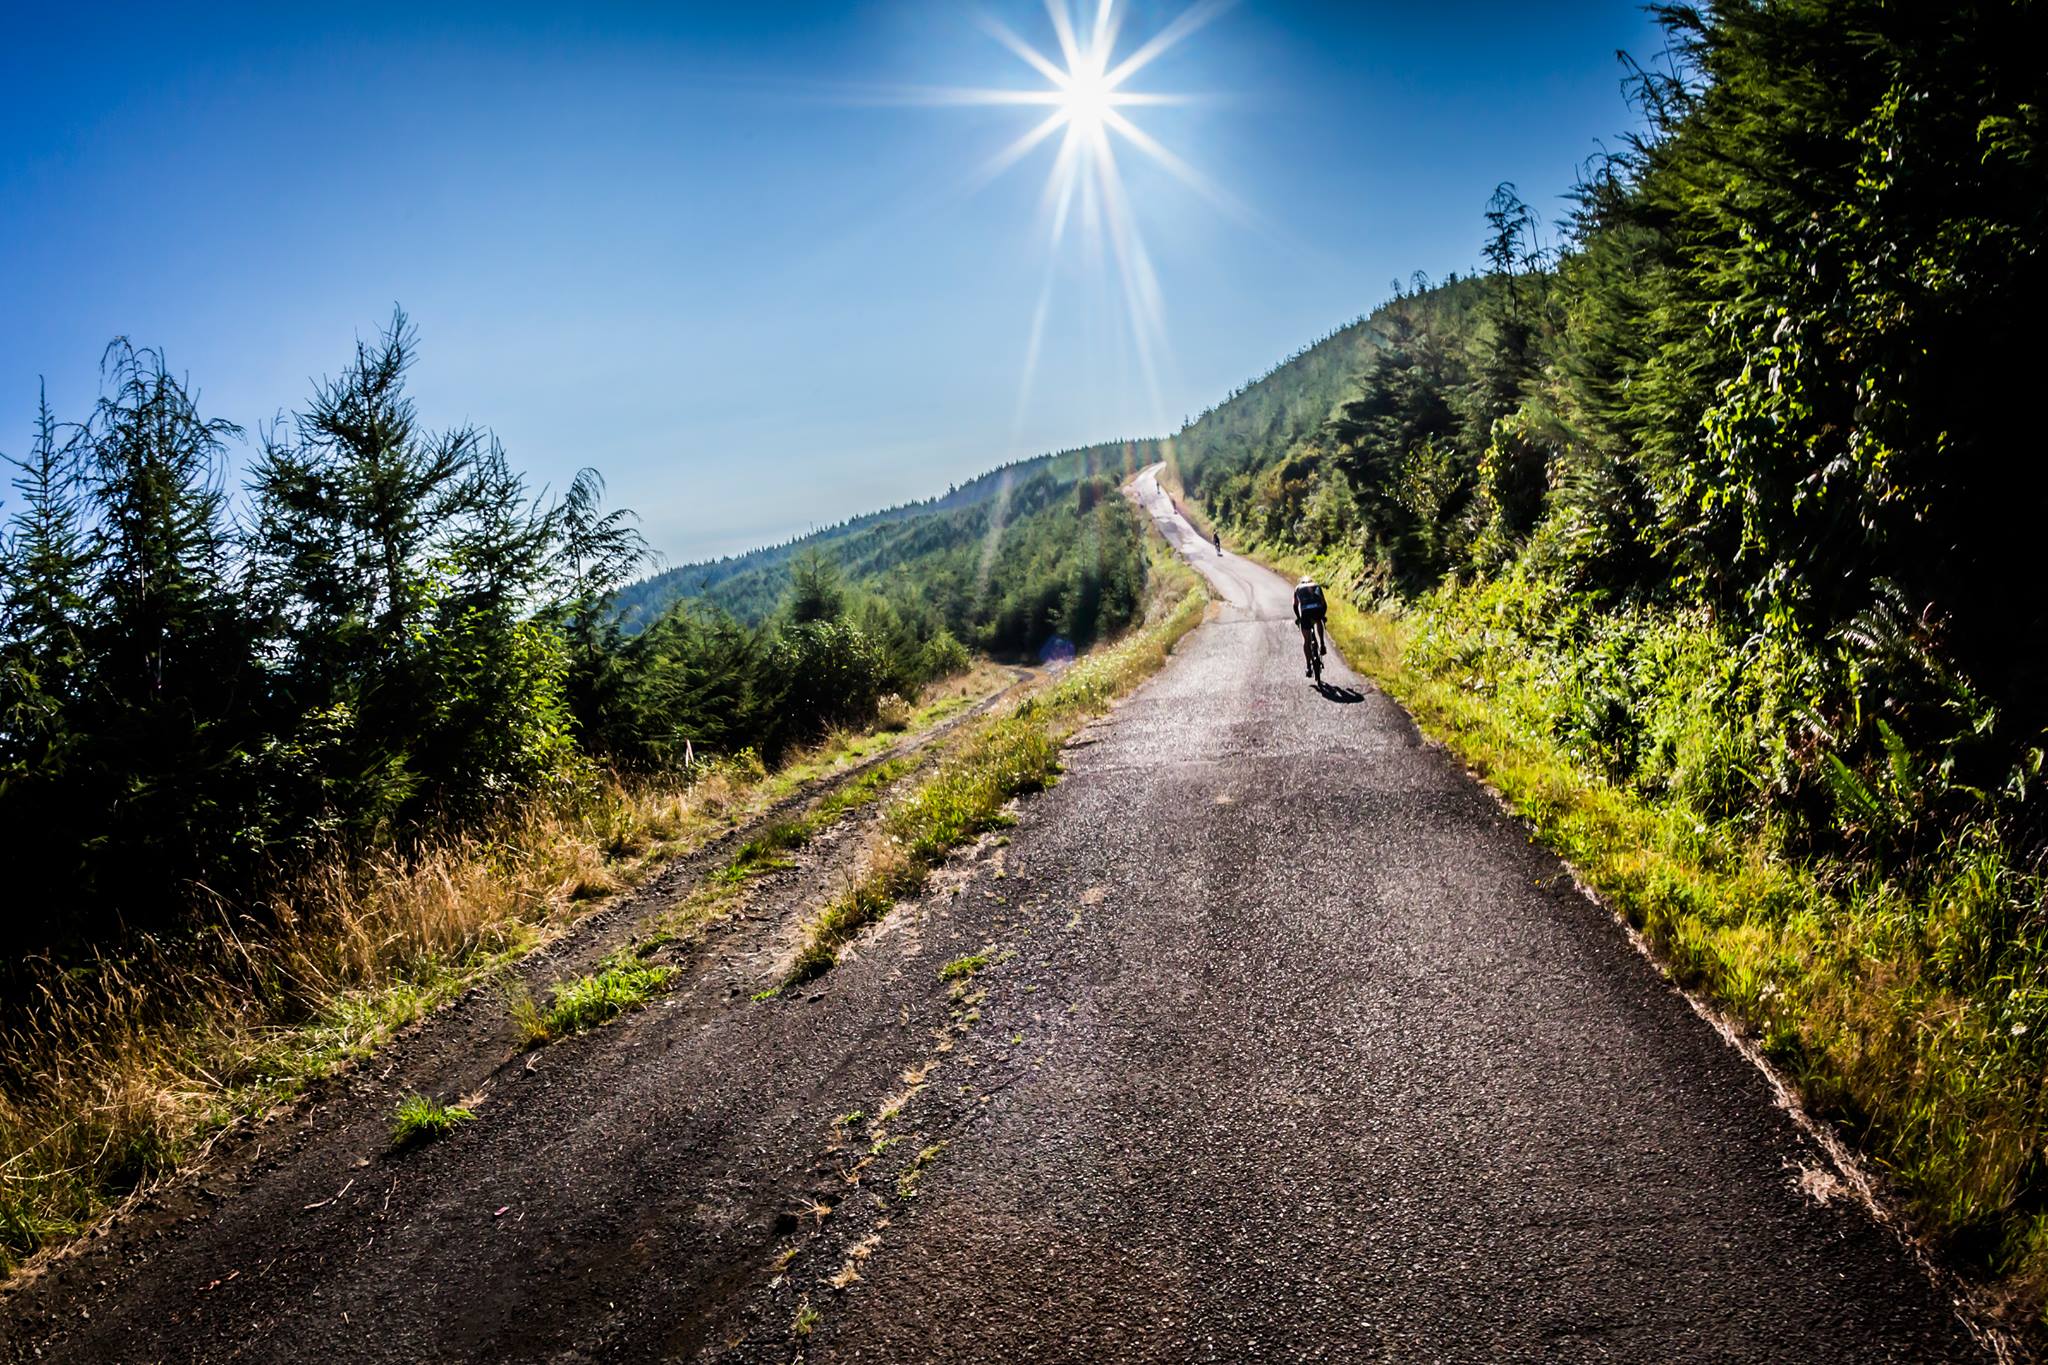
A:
[[0, 709, 957, 1278]]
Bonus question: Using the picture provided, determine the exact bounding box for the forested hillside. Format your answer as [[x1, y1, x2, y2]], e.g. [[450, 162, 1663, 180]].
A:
[[612, 438, 1153, 631], [1173, 0, 2048, 1313]]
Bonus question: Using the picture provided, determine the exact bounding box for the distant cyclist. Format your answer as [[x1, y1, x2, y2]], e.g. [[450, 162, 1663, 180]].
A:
[[1292, 576, 1327, 678], [1213, 529, 1222, 555]]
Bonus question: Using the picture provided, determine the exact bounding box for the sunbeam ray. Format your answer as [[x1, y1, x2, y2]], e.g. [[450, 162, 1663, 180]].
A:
[[939, 2, 1229, 440], [1099, 107, 1254, 226], [968, 110, 1072, 195], [982, 17, 1071, 89], [1101, 0, 1231, 89], [1044, 0, 1084, 75]]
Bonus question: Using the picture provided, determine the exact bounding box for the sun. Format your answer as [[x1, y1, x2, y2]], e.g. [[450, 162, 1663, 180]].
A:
[[906, 2, 1232, 438], [1058, 62, 1114, 132]]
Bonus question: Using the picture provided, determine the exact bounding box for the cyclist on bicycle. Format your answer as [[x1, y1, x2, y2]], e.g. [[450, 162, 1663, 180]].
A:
[[1292, 576, 1328, 677]]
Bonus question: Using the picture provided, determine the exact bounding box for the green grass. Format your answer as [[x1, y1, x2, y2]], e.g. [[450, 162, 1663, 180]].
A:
[[938, 951, 994, 981], [513, 955, 677, 1044], [781, 576, 1208, 988], [712, 819, 810, 883], [390, 1094, 476, 1148], [788, 879, 905, 986], [816, 757, 916, 819]]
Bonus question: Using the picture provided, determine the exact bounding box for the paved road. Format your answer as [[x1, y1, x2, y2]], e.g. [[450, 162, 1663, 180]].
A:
[[802, 468, 1982, 1362], [0, 468, 1984, 1363]]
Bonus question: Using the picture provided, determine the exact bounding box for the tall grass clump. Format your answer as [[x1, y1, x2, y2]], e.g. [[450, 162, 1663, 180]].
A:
[[390, 1094, 476, 1149], [513, 953, 677, 1044]]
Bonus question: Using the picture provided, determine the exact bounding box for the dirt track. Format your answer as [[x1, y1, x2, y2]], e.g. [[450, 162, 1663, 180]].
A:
[[0, 470, 1986, 1362]]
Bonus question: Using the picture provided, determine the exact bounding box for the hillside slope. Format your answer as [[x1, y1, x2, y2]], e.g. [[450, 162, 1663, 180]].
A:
[[614, 439, 1157, 631]]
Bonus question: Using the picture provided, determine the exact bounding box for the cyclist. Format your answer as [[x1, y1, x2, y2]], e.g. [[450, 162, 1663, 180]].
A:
[[1292, 576, 1328, 677], [1213, 529, 1222, 555]]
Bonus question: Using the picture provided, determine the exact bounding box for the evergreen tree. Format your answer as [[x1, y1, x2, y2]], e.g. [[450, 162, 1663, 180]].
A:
[[72, 342, 259, 919]]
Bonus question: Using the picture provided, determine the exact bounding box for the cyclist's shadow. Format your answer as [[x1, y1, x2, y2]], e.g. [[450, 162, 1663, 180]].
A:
[[1313, 681, 1365, 704]]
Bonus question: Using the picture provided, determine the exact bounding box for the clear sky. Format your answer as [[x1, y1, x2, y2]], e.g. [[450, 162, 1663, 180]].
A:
[[1, 1, 1665, 563]]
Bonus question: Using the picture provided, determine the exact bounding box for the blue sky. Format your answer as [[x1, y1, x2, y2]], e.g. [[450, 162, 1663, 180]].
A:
[[1, 1, 1665, 563]]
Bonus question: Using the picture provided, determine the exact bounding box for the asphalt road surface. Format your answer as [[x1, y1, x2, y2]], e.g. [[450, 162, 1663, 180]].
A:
[[805, 469, 1981, 1363], [0, 467, 1984, 1363]]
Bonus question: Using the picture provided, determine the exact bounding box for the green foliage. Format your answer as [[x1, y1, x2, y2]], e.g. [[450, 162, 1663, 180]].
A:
[[0, 312, 644, 954], [610, 440, 1153, 631], [767, 618, 892, 744], [390, 1094, 476, 1148], [576, 462, 1152, 773], [918, 628, 971, 682], [610, 447, 1152, 669], [0, 342, 265, 939]]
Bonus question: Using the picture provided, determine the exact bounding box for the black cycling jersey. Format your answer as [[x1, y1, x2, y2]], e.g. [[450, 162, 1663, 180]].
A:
[[1293, 582, 1326, 621]]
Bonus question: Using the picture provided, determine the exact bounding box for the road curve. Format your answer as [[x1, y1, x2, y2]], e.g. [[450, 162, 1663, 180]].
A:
[[803, 468, 1982, 1362]]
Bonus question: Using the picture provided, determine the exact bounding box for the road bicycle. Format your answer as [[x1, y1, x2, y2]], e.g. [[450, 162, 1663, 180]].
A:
[[1302, 623, 1324, 683]]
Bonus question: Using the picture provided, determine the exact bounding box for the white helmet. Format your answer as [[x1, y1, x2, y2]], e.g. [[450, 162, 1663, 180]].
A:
[[1298, 576, 1316, 588]]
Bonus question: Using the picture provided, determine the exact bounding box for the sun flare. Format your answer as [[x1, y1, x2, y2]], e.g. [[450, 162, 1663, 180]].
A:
[[937, 1, 1230, 435], [1058, 64, 1114, 131]]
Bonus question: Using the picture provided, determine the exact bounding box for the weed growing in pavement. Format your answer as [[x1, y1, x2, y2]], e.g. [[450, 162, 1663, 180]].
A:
[[792, 1299, 821, 1337], [938, 951, 993, 981], [895, 1142, 947, 1198], [390, 1095, 476, 1148]]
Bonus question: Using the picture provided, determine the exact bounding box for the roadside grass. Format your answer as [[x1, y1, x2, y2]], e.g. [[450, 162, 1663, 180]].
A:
[[1238, 534, 2048, 1322], [784, 554, 1207, 987], [0, 678, 1000, 1280], [635, 756, 925, 967], [511, 955, 678, 1045], [390, 1095, 476, 1149]]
